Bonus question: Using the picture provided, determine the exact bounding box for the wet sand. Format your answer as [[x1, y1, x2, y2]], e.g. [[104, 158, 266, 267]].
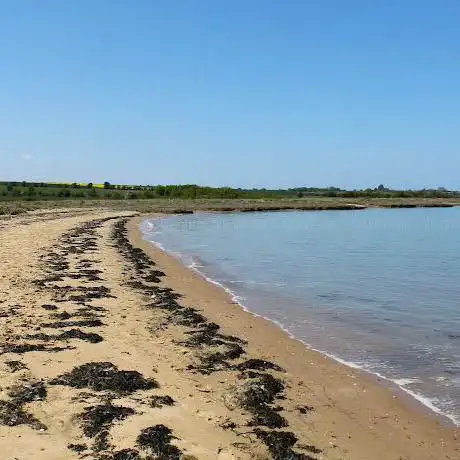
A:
[[0, 210, 458, 459]]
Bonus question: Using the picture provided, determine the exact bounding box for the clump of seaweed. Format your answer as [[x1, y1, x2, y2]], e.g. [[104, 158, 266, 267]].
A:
[[8, 381, 47, 404], [109, 449, 141, 459], [254, 429, 318, 460], [1, 343, 70, 354], [65, 269, 103, 281], [50, 362, 158, 394], [174, 308, 207, 327], [68, 443, 87, 453], [194, 343, 246, 374], [52, 285, 115, 303], [80, 404, 135, 440], [0, 381, 48, 430], [52, 307, 102, 320], [51, 311, 73, 320], [0, 400, 46, 430], [26, 329, 103, 344], [4, 360, 28, 372], [59, 329, 104, 343], [136, 425, 182, 459], [143, 271, 165, 283], [236, 359, 284, 372], [236, 372, 287, 429], [41, 319, 104, 329], [296, 405, 314, 414], [149, 395, 175, 408]]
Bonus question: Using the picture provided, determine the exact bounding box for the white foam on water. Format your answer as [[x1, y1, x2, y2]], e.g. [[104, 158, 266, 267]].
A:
[[140, 218, 460, 428], [391, 384, 460, 427], [393, 378, 421, 386]]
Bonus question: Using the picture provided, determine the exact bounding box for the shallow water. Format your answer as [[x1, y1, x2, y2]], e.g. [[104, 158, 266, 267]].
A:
[[141, 208, 460, 425]]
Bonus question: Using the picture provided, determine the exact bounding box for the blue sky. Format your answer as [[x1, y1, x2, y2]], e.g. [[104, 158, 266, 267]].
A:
[[1, 1, 459, 189]]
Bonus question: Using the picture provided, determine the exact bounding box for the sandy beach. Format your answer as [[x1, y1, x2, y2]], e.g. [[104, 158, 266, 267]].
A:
[[0, 210, 458, 460]]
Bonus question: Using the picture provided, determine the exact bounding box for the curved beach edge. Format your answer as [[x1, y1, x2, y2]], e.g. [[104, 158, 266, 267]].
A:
[[127, 215, 459, 454]]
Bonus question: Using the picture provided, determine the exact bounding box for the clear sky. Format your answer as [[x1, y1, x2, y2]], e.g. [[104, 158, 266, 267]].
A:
[[1, 1, 459, 189]]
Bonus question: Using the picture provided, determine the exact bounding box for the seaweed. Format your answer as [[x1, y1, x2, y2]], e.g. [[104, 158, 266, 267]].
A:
[[298, 444, 322, 455], [136, 425, 182, 459], [5, 360, 28, 372], [80, 404, 135, 438], [8, 381, 47, 404], [68, 443, 88, 453], [125, 281, 152, 292], [110, 449, 141, 459], [25, 333, 56, 341], [182, 326, 226, 348], [50, 362, 158, 394], [52, 308, 101, 320], [0, 400, 46, 430], [237, 372, 287, 429], [149, 395, 175, 408], [1, 343, 70, 354], [143, 272, 165, 283], [296, 405, 314, 414], [51, 311, 73, 320], [253, 429, 317, 460], [236, 359, 284, 372], [65, 270, 103, 281], [248, 405, 287, 429], [41, 319, 104, 329], [58, 285, 115, 302], [59, 329, 104, 343], [0, 380, 47, 430], [198, 343, 246, 374], [219, 419, 238, 430], [26, 329, 103, 343], [174, 308, 207, 327]]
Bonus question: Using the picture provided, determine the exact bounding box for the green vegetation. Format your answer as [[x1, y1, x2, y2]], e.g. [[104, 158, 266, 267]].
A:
[[1, 181, 459, 202], [0, 181, 458, 217]]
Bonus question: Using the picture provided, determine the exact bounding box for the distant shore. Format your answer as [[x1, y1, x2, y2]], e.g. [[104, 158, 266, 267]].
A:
[[1, 196, 460, 218]]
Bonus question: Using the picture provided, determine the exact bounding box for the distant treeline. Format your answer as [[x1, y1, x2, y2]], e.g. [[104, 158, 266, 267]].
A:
[[0, 181, 459, 201]]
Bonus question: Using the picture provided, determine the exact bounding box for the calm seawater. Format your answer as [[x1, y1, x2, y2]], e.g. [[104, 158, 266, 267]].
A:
[[141, 208, 460, 425]]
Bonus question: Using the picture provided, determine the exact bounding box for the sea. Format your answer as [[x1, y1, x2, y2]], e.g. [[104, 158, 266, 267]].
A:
[[140, 208, 460, 426]]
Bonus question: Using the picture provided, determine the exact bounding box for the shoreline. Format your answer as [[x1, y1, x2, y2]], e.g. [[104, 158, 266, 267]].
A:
[[0, 210, 457, 459], [136, 214, 459, 428]]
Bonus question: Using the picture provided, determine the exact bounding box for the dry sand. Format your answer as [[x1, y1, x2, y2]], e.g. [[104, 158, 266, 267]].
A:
[[0, 210, 457, 460]]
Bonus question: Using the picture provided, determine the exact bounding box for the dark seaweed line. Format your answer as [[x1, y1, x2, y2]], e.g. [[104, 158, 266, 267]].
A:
[[112, 218, 320, 460], [2, 218, 116, 354], [37, 217, 184, 459]]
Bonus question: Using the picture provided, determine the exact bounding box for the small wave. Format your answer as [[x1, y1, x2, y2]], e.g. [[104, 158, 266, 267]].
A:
[[145, 238, 166, 252], [392, 378, 421, 386], [389, 383, 460, 427], [226, 280, 287, 288]]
